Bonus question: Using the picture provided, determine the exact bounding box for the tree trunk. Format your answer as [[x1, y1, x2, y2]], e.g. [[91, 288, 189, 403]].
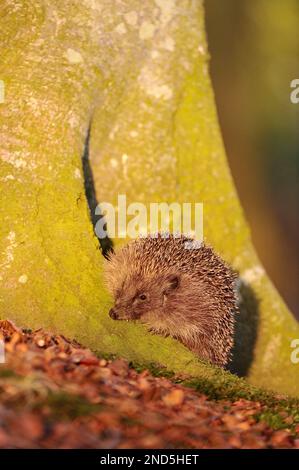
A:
[[1, 0, 298, 397]]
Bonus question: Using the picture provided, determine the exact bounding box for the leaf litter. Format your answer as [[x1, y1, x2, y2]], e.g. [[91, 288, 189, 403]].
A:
[[0, 319, 298, 449]]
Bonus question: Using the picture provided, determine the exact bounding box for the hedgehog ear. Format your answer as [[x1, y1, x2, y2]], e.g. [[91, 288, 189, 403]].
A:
[[163, 274, 179, 295]]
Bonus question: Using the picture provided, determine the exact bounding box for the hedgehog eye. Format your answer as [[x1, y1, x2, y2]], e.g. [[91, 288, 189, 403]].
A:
[[138, 293, 147, 301]]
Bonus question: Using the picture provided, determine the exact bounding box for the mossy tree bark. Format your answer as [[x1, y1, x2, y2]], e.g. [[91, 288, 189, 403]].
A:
[[1, 0, 298, 396]]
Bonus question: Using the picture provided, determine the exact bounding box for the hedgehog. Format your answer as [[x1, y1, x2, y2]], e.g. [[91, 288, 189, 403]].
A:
[[104, 234, 237, 367]]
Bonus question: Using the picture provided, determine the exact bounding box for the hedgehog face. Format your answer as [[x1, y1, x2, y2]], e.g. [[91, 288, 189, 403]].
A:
[[109, 273, 180, 321]]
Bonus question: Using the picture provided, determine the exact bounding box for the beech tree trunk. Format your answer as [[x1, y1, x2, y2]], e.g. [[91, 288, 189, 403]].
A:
[[0, 0, 298, 397]]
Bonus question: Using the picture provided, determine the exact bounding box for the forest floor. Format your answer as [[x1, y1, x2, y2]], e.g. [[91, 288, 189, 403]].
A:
[[0, 319, 298, 449]]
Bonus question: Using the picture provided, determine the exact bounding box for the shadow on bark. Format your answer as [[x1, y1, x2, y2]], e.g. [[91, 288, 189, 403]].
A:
[[82, 123, 114, 259], [228, 281, 259, 377]]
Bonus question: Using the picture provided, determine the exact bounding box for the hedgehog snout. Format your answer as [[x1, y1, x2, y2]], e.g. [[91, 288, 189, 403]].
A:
[[109, 306, 132, 320], [109, 307, 119, 320]]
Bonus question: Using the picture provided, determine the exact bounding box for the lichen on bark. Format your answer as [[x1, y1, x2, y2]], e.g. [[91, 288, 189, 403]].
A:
[[0, 0, 298, 397]]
